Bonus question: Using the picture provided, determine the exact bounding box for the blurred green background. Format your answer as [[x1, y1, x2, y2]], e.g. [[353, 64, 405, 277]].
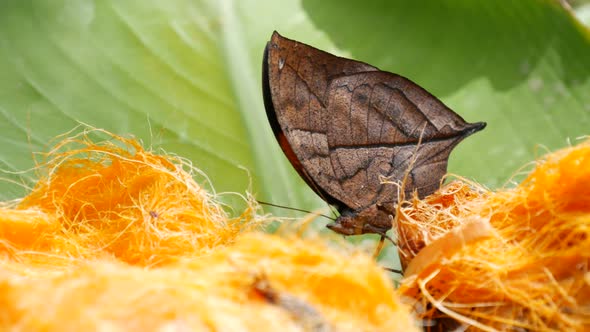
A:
[[0, 0, 589, 221]]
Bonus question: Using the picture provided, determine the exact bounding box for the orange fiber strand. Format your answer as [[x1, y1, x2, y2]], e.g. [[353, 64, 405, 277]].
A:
[[0, 233, 418, 331], [0, 129, 417, 331], [397, 140, 590, 331], [11, 129, 255, 267]]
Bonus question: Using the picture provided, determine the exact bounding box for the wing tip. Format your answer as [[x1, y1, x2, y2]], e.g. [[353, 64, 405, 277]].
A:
[[464, 121, 487, 137]]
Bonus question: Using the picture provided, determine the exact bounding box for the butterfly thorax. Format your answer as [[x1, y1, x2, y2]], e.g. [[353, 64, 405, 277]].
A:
[[326, 204, 393, 236]]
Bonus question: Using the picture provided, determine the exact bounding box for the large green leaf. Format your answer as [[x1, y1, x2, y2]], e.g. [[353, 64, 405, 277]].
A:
[[0, 0, 328, 211], [576, 3, 590, 26], [1, 0, 589, 215]]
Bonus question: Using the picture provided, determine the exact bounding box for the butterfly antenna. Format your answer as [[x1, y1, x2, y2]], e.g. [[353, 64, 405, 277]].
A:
[[384, 267, 403, 275], [257, 200, 336, 221], [298, 167, 341, 219]]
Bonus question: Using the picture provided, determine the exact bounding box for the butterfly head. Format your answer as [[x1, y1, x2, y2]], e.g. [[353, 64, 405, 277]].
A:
[[326, 204, 393, 236]]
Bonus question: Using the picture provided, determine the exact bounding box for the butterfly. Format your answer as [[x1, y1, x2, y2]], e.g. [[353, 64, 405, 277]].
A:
[[262, 31, 485, 238]]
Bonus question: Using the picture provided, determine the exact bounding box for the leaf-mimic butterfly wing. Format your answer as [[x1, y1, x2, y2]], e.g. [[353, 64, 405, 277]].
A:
[[263, 31, 485, 236]]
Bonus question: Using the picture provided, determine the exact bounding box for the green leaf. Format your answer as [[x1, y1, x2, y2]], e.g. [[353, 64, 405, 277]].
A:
[[1, 0, 589, 216], [576, 3, 590, 26], [0, 0, 329, 211]]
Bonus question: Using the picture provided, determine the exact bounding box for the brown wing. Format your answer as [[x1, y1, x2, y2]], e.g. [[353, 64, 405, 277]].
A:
[[263, 31, 485, 211], [262, 31, 377, 209]]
